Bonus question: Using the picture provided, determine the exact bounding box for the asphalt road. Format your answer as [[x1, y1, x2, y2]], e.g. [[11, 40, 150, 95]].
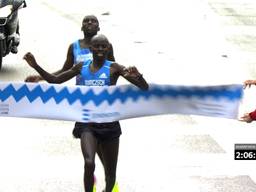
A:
[[1, 0, 256, 191]]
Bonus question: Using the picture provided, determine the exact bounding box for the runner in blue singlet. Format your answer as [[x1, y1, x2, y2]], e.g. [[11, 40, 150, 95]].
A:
[[23, 34, 149, 192], [72, 39, 93, 85], [24, 15, 115, 192], [25, 15, 115, 82]]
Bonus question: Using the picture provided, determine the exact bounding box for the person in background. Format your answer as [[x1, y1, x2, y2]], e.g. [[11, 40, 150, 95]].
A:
[[25, 15, 114, 82], [240, 79, 256, 123]]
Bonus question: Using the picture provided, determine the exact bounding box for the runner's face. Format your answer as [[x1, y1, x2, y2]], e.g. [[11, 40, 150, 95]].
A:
[[82, 16, 99, 35], [90, 38, 109, 59]]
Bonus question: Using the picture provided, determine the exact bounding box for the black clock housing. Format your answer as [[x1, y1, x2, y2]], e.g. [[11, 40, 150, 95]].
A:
[[235, 144, 256, 160]]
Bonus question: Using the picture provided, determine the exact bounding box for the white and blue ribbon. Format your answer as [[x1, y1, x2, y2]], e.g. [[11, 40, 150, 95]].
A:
[[0, 82, 243, 122]]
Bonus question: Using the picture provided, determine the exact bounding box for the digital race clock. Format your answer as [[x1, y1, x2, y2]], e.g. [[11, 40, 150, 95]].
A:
[[235, 144, 256, 160]]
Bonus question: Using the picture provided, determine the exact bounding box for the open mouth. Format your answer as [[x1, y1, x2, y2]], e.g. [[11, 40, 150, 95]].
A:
[[96, 52, 104, 57]]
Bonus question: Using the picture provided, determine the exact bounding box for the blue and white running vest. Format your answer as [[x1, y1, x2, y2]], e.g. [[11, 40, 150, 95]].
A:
[[80, 60, 112, 86], [72, 40, 93, 85]]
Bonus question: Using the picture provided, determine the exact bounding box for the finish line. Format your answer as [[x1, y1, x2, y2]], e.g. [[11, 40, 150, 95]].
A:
[[0, 82, 243, 122]]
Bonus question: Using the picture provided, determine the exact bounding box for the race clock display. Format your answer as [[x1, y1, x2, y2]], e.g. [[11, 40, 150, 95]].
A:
[[235, 144, 256, 160]]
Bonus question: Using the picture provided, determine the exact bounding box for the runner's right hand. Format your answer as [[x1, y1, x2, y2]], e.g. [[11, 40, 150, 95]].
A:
[[23, 52, 38, 69]]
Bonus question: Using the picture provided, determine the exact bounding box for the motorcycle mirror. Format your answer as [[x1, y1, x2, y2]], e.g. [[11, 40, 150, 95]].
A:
[[12, 0, 27, 12], [22, 1, 27, 8]]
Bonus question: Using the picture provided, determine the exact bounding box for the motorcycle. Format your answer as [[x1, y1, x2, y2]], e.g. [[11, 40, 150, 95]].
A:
[[0, 0, 26, 70]]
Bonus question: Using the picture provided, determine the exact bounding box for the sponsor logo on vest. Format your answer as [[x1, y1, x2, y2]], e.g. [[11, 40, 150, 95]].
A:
[[84, 80, 105, 86], [76, 54, 92, 63], [99, 73, 108, 79]]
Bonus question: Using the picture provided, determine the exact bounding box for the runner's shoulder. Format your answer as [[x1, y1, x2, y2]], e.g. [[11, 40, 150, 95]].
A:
[[110, 62, 126, 75]]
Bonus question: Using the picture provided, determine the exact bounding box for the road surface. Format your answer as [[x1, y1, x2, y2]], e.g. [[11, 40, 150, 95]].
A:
[[0, 0, 256, 191]]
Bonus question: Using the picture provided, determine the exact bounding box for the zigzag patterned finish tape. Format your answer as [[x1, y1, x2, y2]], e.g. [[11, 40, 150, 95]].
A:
[[0, 82, 243, 122]]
